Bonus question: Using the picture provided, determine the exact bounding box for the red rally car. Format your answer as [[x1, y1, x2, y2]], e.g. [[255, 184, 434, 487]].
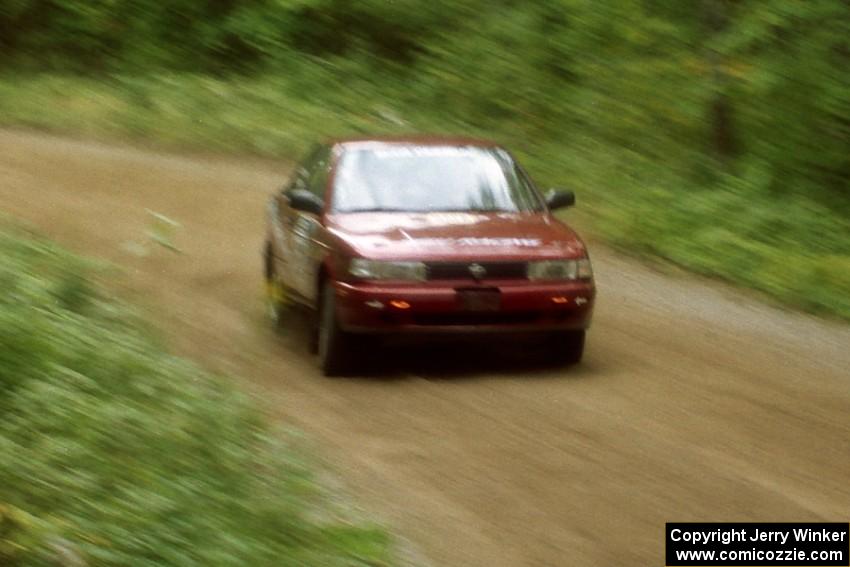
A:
[[264, 136, 596, 375]]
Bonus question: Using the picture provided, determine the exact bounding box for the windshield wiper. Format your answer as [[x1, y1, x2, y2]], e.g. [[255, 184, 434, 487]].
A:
[[341, 207, 408, 213], [428, 208, 504, 213], [341, 207, 510, 213]]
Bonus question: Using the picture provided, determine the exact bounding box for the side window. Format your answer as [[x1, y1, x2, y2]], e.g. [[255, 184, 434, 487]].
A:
[[306, 146, 332, 199], [284, 145, 322, 194]]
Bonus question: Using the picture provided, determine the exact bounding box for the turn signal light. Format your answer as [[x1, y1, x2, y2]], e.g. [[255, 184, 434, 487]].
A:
[[389, 300, 411, 310], [551, 296, 569, 304]]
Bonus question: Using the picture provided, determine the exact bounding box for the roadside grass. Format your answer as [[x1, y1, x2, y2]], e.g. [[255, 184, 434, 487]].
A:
[[0, 225, 392, 566], [0, 72, 847, 321]]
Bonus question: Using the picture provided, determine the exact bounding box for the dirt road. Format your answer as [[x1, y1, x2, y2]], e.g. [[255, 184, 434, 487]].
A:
[[2, 129, 848, 566]]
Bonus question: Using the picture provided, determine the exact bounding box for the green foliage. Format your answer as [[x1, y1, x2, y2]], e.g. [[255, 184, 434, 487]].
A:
[[594, 162, 850, 318], [0, 227, 392, 566]]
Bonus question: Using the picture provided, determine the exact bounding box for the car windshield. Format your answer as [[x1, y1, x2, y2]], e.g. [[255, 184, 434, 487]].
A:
[[331, 145, 544, 213]]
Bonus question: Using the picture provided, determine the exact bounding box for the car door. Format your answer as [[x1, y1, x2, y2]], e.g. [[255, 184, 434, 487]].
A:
[[289, 144, 332, 302], [269, 149, 314, 294]]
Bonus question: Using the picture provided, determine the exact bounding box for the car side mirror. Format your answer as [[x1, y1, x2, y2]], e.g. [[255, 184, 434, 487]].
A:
[[544, 189, 575, 210], [287, 189, 324, 216]]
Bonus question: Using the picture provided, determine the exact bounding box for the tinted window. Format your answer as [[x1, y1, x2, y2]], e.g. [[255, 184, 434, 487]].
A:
[[287, 145, 330, 198], [331, 146, 543, 213], [306, 146, 332, 199]]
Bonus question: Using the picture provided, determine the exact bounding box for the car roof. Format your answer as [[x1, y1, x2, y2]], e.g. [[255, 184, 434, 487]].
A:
[[326, 134, 502, 149]]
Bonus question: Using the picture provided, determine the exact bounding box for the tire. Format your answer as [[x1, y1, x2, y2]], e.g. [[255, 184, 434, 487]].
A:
[[549, 330, 586, 366], [264, 242, 287, 329], [317, 281, 358, 376]]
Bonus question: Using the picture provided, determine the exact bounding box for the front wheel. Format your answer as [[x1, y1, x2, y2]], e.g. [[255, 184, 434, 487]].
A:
[[317, 281, 358, 376], [549, 330, 586, 366]]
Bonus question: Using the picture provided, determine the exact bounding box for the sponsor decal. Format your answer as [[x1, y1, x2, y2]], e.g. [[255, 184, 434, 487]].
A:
[[371, 146, 475, 158], [414, 237, 542, 247]]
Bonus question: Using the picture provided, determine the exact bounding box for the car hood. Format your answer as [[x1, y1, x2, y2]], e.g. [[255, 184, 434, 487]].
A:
[[325, 212, 585, 261]]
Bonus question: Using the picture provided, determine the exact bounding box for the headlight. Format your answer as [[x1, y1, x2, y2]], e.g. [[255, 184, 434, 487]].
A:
[[349, 259, 427, 281], [527, 259, 593, 281]]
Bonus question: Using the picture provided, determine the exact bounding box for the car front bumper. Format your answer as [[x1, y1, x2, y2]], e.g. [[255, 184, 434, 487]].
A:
[[334, 280, 595, 334]]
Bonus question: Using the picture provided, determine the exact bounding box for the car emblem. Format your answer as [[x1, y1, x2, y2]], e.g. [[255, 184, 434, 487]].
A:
[[468, 263, 487, 280]]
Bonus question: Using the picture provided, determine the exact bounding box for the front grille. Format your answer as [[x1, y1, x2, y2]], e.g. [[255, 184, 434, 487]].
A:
[[411, 311, 539, 326], [426, 261, 528, 281]]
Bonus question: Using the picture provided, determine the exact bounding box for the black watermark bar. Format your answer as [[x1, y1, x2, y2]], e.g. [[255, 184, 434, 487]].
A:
[[666, 523, 849, 566]]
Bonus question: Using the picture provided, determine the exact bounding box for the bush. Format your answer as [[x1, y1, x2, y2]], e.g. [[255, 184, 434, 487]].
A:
[[0, 227, 392, 567]]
